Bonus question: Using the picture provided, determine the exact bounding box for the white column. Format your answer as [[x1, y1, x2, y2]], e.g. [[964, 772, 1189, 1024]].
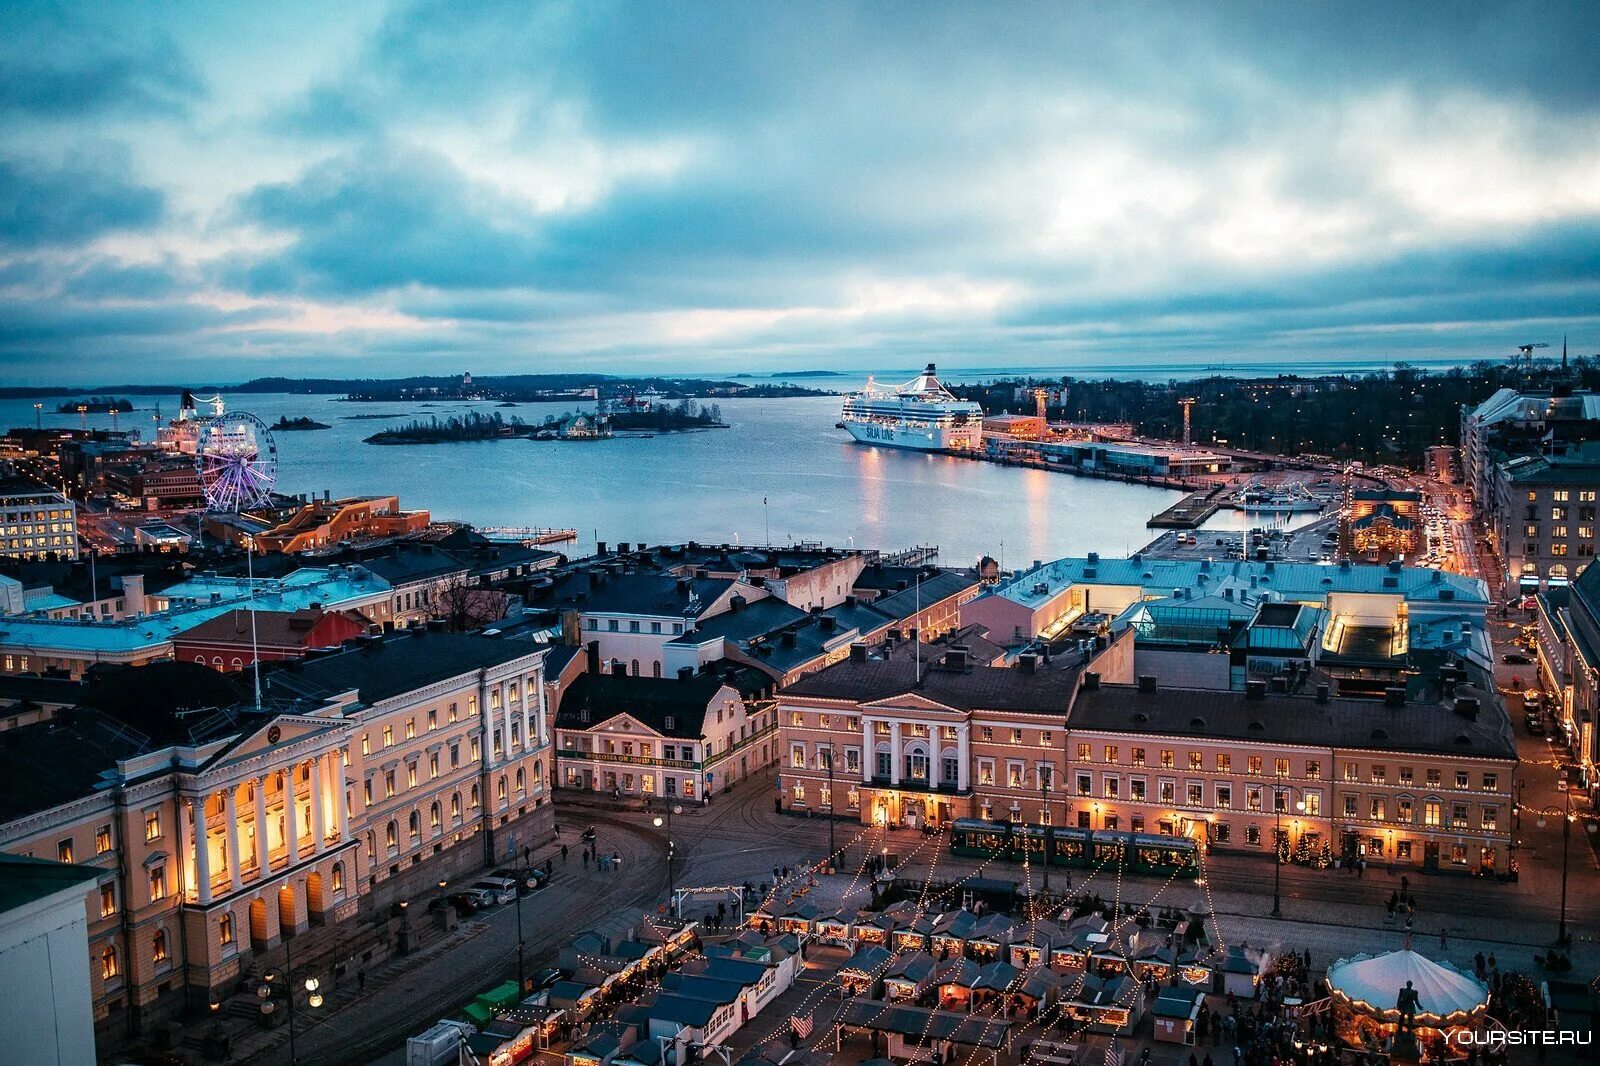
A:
[[286, 770, 301, 865], [253, 776, 270, 874], [333, 753, 348, 842], [309, 757, 325, 854], [859, 717, 873, 783], [520, 675, 533, 751], [193, 796, 213, 905], [502, 682, 515, 756], [956, 726, 971, 791], [889, 721, 902, 785], [222, 786, 241, 894]]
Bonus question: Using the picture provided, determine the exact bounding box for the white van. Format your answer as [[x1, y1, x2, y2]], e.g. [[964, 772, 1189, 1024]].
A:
[[471, 877, 518, 905]]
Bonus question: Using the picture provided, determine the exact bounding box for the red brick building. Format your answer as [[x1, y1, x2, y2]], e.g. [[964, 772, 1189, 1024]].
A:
[[173, 608, 370, 670]]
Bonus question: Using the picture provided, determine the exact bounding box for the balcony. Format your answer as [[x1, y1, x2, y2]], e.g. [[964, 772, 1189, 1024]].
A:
[[865, 775, 970, 796]]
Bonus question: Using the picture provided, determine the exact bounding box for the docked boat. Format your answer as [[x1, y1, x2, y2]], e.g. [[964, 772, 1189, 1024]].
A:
[[839, 364, 984, 452], [1240, 488, 1323, 513]]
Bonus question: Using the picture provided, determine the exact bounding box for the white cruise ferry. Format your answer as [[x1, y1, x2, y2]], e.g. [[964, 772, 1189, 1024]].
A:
[[840, 364, 984, 452]]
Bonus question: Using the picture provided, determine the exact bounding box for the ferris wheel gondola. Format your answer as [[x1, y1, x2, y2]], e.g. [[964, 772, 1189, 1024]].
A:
[[194, 412, 278, 512]]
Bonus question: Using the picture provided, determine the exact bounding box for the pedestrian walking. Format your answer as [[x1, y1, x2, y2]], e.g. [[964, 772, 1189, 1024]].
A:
[[357, 968, 366, 992], [562, 843, 569, 863], [583, 850, 590, 868], [613, 851, 622, 870], [1440, 927, 1448, 950]]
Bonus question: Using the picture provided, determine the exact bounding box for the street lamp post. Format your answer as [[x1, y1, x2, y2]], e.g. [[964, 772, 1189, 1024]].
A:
[[1039, 765, 1053, 895], [1271, 784, 1307, 918], [653, 802, 684, 912], [1529, 790, 1596, 946], [823, 747, 837, 872]]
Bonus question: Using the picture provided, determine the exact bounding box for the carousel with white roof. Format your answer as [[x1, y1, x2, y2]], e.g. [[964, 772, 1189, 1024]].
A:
[[1323, 946, 1493, 1060]]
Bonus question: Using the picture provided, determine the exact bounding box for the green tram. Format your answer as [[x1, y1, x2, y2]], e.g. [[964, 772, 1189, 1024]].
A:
[[949, 818, 1199, 879]]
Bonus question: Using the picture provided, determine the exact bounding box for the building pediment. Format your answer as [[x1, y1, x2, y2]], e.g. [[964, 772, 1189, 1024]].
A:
[[861, 692, 962, 715], [586, 712, 665, 738]]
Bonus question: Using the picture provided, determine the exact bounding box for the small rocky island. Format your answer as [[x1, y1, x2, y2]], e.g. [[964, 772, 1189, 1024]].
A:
[[59, 395, 132, 413], [363, 401, 727, 445], [272, 415, 332, 431]]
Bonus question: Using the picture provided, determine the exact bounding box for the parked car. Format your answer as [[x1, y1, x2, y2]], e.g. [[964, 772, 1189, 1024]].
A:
[[492, 867, 537, 892], [446, 891, 487, 915], [471, 878, 518, 905], [1525, 714, 1546, 735], [1502, 652, 1532, 665]]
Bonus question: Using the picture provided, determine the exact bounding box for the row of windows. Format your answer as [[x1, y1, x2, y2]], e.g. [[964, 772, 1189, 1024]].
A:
[[587, 617, 686, 635], [1528, 490, 1599, 504]]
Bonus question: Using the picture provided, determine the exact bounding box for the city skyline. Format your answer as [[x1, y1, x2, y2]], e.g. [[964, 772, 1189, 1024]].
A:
[[3, 2, 1600, 384]]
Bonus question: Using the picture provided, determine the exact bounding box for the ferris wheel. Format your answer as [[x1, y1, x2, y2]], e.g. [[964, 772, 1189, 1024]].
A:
[[194, 412, 278, 512]]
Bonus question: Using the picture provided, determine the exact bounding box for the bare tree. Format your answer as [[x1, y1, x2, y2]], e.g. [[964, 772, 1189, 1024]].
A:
[[439, 579, 511, 632]]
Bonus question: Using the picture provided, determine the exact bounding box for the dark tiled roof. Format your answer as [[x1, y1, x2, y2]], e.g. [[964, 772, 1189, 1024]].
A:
[[1069, 683, 1517, 760], [782, 657, 1078, 714], [871, 572, 980, 621], [262, 631, 542, 705], [556, 664, 770, 738], [0, 855, 100, 914], [682, 598, 807, 643], [0, 712, 148, 821], [580, 574, 733, 618], [0, 674, 86, 707]]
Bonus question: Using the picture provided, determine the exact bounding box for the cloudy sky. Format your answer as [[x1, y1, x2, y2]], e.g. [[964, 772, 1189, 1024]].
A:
[[3, 1, 1599, 384]]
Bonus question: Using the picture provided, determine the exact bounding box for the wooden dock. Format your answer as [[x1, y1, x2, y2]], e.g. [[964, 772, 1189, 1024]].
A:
[[1147, 484, 1227, 528]]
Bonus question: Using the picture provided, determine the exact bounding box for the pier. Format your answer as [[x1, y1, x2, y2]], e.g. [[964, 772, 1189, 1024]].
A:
[[478, 526, 579, 545], [1146, 484, 1227, 528]]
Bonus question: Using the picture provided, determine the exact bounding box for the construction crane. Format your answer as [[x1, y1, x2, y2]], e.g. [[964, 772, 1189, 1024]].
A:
[[1178, 397, 1197, 446], [1515, 342, 1549, 371]]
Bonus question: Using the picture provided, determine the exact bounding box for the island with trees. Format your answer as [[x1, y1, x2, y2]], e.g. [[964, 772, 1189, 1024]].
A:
[[272, 415, 331, 431], [57, 395, 132, 413], [362, 400, 727, 445]]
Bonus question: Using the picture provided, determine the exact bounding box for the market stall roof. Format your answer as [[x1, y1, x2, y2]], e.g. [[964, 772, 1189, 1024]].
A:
[[839, 998, 1010, 1049], [1326, 950, 1489, 1023]]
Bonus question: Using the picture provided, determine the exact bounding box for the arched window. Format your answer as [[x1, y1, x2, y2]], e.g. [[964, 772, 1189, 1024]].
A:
[[533, 760, 543, 782], [331, 862, 344, 893], [450, 793, 461, 819], [408, 810, 420, 838], [194, 655, 206, 664], [230, 657, 243, 670], [101, 945, 119, 980], [497, 775, 507, 803], [385, 820, 397, 848], [219, 913, 234, 946], [515, 768, 525, 794], [632, 659, 640, 676], [152, 929, 168, 963], [430, 801, 441, 829], [212, 656, 224, 668], [1551, 564, 1570, 582], [653, 661, 662, 678]]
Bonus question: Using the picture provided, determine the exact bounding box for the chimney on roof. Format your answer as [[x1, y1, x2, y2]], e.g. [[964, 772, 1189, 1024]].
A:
[[819, 615, 836, 634], [1137, 674, 1157, 694], [1081, 671, 1100, 691], [1384, 686, 1407, 708], [1269, 676, 1288, 693], [589, 570, 605, 589], [678, 667, 694, 682], [1018, 653, 1038, 674], [781, 631, 796, 648], [944, 648, 968, 671], [845, 594, 857, 608], [1453, 697, 1480, 720], [586, 641, 600, 675], [1245, 679, 1267, 700], [618, 542, 630, 554], [1316, 683, 1331, 704], [597, 541, 607, 556], [849, 642, 868, 663], [612, 659, 627, 676]]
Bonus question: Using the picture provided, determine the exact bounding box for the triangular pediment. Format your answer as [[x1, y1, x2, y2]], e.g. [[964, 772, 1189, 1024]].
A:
[[589, 712, 664, 738], [862, 692, 961, 714], [226, 716, 328, 759]]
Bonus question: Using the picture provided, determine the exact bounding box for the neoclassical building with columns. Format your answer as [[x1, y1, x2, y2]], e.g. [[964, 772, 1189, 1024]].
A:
[[0, 629, 553, 1040]]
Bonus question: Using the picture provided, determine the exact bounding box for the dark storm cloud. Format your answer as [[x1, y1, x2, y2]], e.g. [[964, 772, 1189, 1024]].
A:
[[2, 0, 1599, 382], [0, 5, 204, 119], [0, 154, 165, 246]]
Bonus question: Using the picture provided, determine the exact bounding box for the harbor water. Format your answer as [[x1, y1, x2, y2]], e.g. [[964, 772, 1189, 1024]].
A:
[[4, 392, 1296, 567]]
